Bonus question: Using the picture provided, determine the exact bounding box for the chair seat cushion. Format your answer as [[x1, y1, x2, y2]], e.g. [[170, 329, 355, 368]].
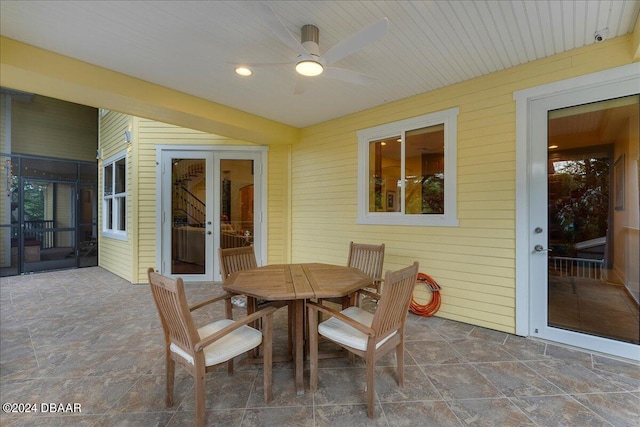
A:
[[318, 306, 396, 351], [170, 319, 262, 366]]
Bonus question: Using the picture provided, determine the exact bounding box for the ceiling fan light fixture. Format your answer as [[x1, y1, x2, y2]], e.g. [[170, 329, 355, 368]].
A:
[[296, 60, 323, 77], [235, 66, 253, 76]]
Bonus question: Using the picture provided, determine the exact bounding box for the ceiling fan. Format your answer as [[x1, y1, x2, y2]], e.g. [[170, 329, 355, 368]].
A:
[[235, 3, 389, 91]]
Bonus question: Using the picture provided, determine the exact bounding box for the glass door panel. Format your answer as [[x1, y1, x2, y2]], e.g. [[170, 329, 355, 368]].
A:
[[220, 159, 255, 250], [78, 163, 98, 267], [22, 180, 77, 273], [545, 95, 639, 345], [171, 158, 208, 275]]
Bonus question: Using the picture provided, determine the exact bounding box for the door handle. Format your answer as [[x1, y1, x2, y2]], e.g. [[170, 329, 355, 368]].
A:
[[534, 244, 546, 253]]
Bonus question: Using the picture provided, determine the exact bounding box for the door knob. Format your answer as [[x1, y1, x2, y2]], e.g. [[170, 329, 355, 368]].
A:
[[534, 244, 545, 252]]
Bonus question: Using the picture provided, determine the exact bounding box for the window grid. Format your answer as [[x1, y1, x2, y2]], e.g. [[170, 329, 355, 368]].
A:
[[103, 153, 127, 238]]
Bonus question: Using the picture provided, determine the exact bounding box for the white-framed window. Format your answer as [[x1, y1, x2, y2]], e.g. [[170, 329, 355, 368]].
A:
[[357, 107, 459, 226], [102, 152, 127, 239]]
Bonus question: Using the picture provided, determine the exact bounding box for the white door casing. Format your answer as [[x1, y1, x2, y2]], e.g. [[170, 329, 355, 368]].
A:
[[155, 145, 268, 282], [514, 63, 640, 360]]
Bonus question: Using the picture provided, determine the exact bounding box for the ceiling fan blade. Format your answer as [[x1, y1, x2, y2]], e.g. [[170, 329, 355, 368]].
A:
[[322, 18, 389, 66], [254, 2, 309, 57], [322, 67, 377, 85], [293, 78, 307, 95], [229, 61, 292, 68]]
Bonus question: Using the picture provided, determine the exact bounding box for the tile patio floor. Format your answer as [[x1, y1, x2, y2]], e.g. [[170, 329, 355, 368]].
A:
[[1, 267, 639, 426]]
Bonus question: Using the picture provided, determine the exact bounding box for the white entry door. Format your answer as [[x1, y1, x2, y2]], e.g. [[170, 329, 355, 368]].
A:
[[521, 66, 639, 360]]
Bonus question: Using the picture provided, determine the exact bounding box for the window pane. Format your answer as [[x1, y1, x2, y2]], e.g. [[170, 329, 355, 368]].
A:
[[406, 125, 444, 214], [106, 199, 113, 229], [104, 164, 113, 196], [117, 197, 126, 231], [368, 136, 401, 212], [115, 158, 126, 194]]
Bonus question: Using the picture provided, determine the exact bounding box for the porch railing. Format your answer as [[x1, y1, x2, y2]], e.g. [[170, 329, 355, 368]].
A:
[[549, 256, 604, 280], [24, 220, 55, 249]]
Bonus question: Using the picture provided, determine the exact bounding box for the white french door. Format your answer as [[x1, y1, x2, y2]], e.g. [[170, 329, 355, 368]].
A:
[[518, 64, 640, 360], [160, 150, 214, 281], [157, 146, 267, 282]]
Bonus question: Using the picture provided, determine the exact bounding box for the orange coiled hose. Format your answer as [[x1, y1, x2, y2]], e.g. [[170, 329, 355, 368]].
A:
[[409, 272, 441, 317]]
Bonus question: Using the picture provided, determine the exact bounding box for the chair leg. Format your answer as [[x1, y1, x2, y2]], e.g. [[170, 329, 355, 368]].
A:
[[308, 307, 318, 392], [166, 356, 175, 407], [194, 368, 206, 427], [365, 355, 376, 419], [396, 342, 405, 387]]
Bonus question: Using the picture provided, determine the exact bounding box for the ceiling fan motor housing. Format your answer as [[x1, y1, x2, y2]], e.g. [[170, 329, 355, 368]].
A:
[[301, 24, 321, 57]]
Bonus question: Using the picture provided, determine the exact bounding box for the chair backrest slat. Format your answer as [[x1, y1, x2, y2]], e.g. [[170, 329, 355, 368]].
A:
[[347, 242, 385, 279], [148, 268, 199, 358], [219, 247, 258, 279], [371, 262, 419, 341]]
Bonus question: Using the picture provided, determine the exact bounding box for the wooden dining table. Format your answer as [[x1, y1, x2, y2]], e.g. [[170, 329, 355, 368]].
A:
[[222, 263, 373, 394]]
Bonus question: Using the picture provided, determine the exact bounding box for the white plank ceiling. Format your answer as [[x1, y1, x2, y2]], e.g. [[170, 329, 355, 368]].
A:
[[1, 1, 638, 128]]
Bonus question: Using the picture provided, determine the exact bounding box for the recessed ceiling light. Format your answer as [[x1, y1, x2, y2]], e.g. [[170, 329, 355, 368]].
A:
[[548, 145, 559, 149], [235, 66, 252, 76]]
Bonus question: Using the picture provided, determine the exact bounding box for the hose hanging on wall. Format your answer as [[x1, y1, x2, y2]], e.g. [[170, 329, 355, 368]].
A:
[[409, 272, 442, 317]]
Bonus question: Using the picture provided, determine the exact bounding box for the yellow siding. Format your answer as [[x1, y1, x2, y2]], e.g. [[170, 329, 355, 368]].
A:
[[266, 144, 291, 264], [11, 94, 97, 161], [134, 118, 262, 283], [291, 35, 634, 334], [98, 111, 133, 281]]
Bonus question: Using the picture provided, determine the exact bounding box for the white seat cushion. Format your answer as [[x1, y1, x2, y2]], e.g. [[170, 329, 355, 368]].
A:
[[170, 319, 262, 366], [318, 306, 396, 351]]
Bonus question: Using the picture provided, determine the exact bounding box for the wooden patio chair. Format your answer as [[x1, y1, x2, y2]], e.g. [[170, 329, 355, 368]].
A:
[[348, 241, 385, 293], [218, 247, 292, 355], [147, 268, 275, 427], [307, 262, 419, 419], [325, 242, 385, 309]]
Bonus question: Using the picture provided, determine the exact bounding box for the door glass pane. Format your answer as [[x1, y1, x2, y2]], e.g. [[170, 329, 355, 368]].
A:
[[0, 156, 19, 276], [23, 181, 76, 274], [547, 95, 639, 344], [78, 163, 98, 268], [220, 159, 254, 248], [171, 158, 206, 275]]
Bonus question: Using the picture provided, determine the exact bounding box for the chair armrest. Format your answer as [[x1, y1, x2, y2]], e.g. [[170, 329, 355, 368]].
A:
[[307, 301, 374, 337], [194, 305, 277, 352], [189, 292, 235, 312], [355, 288, 381, 301]]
